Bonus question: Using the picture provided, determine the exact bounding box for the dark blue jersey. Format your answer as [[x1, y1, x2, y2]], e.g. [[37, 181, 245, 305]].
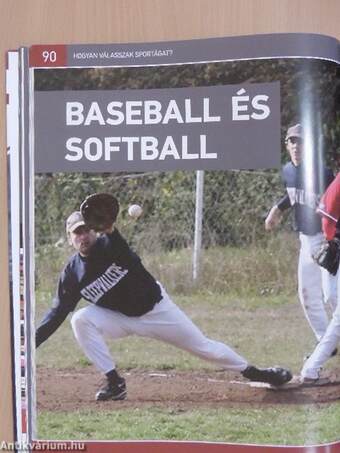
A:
[[36, 229, 162, 346], [277, 162, 334, 235]]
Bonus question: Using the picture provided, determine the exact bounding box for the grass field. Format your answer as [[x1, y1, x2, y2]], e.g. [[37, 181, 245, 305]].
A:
[[38, 405, 340, 445], [34, 235, 340, 445]]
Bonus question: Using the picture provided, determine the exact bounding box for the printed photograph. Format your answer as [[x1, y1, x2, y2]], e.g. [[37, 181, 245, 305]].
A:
[[32, 58, 340, 444]]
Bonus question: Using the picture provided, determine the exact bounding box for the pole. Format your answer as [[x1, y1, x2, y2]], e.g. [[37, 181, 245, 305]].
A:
[[193, 170, 204, 280]]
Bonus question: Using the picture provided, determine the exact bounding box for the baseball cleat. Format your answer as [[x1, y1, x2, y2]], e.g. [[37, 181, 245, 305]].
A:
[[95, 376, 127, 401], [241, 366, 292, 387]]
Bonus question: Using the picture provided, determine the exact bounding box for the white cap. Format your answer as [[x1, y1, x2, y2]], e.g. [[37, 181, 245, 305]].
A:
[[66, 211, 85, 233]]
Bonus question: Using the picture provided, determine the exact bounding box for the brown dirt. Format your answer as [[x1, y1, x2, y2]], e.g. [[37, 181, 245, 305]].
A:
[[36, 366, 340, 412]]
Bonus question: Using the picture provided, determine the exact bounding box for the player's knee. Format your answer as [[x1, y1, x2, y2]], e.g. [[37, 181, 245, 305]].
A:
[[70, 308, 90, 333]]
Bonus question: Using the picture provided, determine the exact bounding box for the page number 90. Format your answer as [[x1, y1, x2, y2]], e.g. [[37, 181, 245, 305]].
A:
[[42, 50, 57, 63]]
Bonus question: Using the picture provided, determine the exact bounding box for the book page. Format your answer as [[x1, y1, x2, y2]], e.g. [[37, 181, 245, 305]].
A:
[[7, 33, 340, 452]]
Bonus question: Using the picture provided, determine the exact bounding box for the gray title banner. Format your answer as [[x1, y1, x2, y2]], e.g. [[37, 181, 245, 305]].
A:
[[34, 82, 280, 173]]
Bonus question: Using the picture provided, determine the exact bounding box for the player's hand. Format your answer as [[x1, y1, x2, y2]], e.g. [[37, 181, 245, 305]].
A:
[[265, 206, 282, 231]]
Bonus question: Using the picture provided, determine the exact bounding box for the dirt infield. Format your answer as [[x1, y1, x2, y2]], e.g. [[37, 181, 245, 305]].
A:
[[36, 366, 340, 412]]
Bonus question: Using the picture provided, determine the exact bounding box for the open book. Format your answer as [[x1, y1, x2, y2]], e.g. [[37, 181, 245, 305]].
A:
[[6, 33, 340, 452]]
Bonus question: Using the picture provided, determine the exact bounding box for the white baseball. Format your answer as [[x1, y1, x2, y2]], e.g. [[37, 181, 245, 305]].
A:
[[128, 204, 143, 218]]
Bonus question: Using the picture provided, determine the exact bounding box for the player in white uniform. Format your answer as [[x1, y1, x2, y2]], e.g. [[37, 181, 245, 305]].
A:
[[265, 124, 337, 348], [301, 173, 340, 381], [36, 209, 292, 401]]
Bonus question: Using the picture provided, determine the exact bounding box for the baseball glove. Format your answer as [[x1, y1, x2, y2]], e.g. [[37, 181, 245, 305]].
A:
[[313, 237, 340, 276], [80, 193, 119, 232]]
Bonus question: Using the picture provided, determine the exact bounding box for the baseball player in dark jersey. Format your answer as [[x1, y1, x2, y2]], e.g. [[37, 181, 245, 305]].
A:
[[36, 209, 292, 401], [301, 172, 340, 381], [265, 124, 337, 346]]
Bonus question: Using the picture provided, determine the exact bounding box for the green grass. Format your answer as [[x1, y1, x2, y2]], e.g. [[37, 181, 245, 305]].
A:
[[38, 404, 340, 445]]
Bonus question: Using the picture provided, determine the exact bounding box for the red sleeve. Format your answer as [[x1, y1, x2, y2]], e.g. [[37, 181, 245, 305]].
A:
[[319, 173, 340, 240]]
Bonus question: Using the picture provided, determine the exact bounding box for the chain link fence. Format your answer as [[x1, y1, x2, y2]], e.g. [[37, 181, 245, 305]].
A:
[[35, 170, 298, 295], [35, 170, 287, 250]]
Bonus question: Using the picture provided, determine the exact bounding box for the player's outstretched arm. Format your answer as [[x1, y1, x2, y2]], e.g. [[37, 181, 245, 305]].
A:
[[36, 305, 70, 347], [265, 205, 283, 231], [36, 271, 79, 347]]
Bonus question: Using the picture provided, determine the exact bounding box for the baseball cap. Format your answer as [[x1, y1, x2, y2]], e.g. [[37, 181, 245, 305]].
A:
[[285, 123, 303, 140], [66, 211, 85, 233]]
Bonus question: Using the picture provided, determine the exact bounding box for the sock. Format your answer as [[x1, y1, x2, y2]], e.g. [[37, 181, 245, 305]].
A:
[[106, 369, 121, 384]]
